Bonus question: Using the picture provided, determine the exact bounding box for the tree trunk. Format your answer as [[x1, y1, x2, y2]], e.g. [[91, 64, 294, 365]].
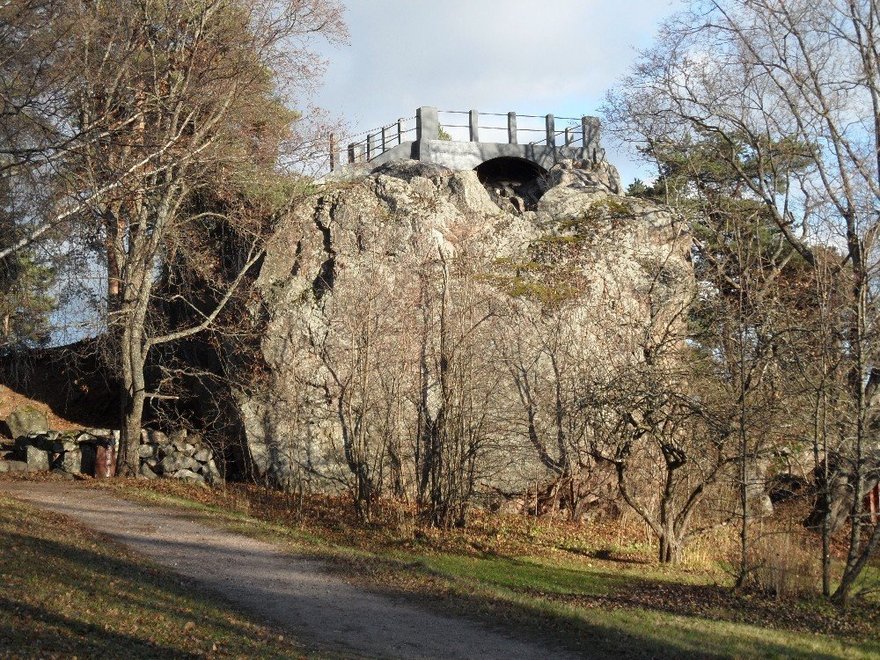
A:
[[659, 531, 680, 564], [118, 322, 146, 476]]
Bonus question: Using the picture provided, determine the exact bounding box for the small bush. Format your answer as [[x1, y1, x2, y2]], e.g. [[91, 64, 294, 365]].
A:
[[746, 530, 819, 598]]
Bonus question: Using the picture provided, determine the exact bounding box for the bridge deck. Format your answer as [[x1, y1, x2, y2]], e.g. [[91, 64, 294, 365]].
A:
[[329, 107, 604, 174]]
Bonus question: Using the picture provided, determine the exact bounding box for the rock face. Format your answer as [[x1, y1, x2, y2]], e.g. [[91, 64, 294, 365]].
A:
[[240, 159, 693, 490], [805, 449, 880, 532], [6, 407, 48, 440]]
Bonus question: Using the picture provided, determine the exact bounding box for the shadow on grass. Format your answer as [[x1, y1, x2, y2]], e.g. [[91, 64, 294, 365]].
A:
[[550, 571, 880, 640], [328, 551, 880, 659], [0, 596, 194, 659], [410, 549, 879, 640], [587, 547, 653, 565], [88, 483, 880, 658], [0, 526, 282, 658]]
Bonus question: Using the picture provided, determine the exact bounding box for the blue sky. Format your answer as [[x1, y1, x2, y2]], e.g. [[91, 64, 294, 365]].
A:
[[312, 0, 682, 186]]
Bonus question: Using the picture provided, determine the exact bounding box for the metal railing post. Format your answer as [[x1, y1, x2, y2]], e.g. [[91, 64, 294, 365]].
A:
[[545, 114, 556, 148], [469, 109, 479, 142], [508, 112, 517, 144], [381, 126, 387, 153], [397, 119, 403, 146], [347, 143, 356, 164]]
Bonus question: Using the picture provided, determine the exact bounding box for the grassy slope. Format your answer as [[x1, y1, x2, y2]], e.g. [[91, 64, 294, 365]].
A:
[[0, 493, 305, 658], [95, 480, 880, 660]]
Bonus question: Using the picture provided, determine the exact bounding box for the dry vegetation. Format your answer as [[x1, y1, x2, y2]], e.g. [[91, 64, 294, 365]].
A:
[[0, 385, 80, 433], [75, 477, 880, 659], [0, 484, 304, 658]]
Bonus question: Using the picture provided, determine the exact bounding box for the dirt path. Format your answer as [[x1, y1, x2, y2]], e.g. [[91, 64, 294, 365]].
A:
[[0, 481, 573, 659]]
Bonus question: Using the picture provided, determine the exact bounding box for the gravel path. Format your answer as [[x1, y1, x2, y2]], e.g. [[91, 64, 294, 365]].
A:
[[0, 481, 573, 659]]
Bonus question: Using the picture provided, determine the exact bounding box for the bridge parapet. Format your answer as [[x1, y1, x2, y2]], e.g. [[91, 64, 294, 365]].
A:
[[329, 106, 605, 174]]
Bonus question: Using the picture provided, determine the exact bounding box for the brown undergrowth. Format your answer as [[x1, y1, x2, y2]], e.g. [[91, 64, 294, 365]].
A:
[[91, 477, 879, 646]]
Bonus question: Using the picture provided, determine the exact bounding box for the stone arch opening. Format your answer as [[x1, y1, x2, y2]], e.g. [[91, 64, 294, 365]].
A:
[[474, 157, 549, 213], [475, 156, 547, 186]]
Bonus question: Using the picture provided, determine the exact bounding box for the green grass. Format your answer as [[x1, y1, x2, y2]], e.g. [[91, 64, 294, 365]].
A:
[[0, 494, 307, 658], [96, 481, 880, 660], [422, 553, 626, 595]]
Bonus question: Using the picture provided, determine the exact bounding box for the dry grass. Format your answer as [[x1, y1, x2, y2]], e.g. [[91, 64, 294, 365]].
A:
[[89, 478, 880, 659], [746, 528, 822, 598], [0, 490, 307, 658]]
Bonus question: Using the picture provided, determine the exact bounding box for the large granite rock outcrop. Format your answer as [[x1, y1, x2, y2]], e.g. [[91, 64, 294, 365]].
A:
[[240, 159, 693, 489]]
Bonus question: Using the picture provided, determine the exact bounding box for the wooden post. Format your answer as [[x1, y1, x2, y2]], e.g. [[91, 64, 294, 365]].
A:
[[508, 112, 517, 144], [367, 133, 375, 160], [381, 126, 387, 153], [397, 119, 404, 146], [329, 133, 337, 171], [545, 114, 555, 147], [469, 109, 479, 142], [347, 143, 356, 164], [565, 127, 573, 147]]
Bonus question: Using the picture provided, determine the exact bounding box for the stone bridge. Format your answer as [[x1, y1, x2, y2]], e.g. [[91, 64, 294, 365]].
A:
[[328, 107, 605, 181]]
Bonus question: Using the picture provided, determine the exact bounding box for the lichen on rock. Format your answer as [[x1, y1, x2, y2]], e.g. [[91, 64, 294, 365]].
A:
[[239, 159, 692, 492]]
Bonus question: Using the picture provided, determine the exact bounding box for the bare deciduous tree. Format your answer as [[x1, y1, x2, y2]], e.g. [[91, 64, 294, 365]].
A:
[[607, 0, 880, 601]]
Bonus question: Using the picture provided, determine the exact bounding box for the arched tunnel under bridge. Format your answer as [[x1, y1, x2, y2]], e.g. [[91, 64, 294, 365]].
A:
[[474, 157, 549, 211]]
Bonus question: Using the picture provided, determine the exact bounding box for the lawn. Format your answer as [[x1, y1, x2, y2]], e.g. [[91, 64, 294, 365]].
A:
[[91, 479, 880, 659], [0, 492, 305, 658]]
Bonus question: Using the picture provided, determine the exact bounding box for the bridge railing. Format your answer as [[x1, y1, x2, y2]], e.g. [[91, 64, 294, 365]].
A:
[[435, 110, 587, 149], [329, 115, 417, 169], [328, 107, 602, 170]]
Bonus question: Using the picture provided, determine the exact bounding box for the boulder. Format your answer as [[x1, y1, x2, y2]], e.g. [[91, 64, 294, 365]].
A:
[[241, 157, 692, 489], [204, 458, 223, 479], [180, 456, 200, 472], [193, 448, 212, 463], [25, 445, 50, 472], [172, 468, 206, 486], [140, 463, 159, 479], [138, 444, 157, 459], [83, 428, 114, 440], [159, 454, 181, 474], [169, 429, 187, 444], [148, 429, 170, 446], [202, 460, 223, 486], [159, 453, 199, 474], [6, 407, 48, 440], [0, 460, 27, 473], [62, 448, 82, 474]]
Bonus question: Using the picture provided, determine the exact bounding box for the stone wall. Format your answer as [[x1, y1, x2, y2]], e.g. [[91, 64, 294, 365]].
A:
[[0, 409, 222, 485], [137, 428, 222, 486]]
